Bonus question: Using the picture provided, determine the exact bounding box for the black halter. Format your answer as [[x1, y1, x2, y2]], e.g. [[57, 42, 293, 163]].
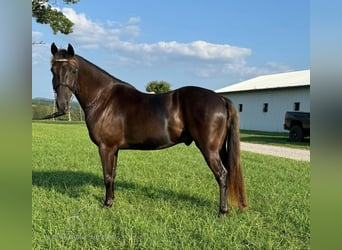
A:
[[54, 59, 78, 94], [40, 59, 78, 120]]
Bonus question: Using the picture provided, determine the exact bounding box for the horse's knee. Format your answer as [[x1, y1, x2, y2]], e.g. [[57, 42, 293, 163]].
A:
[[104, 174, 113, 186]]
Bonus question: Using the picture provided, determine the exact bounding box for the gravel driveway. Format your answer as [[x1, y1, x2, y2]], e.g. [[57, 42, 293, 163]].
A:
[[241, 142, 310, 161]]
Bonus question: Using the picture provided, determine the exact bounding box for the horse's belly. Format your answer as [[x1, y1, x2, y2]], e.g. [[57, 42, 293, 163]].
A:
[[123, 136, 175, 150], [122, 110, 184, 150], [125, 143, 174, 150], [120, 122, 171, 150]]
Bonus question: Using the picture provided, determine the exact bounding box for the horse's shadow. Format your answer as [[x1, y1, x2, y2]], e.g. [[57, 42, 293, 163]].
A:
[[32, 170, 213, 209], [32, 170, 102, 198]]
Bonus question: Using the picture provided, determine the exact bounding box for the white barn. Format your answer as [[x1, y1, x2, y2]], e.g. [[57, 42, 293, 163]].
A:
[[216, 70, 310, 132]]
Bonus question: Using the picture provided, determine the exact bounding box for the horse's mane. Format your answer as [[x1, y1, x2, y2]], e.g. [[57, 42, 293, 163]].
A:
[[75, 55, 136, 89], [51, 49, 136, 90]]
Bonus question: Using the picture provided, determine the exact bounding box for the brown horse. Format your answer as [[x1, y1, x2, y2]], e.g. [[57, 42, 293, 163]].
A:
[[46, 43, 247, 215]]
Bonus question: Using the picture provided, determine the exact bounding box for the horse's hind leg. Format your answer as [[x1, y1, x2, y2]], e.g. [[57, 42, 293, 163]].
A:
[[99, 146, 118, 207], [200, 149, 228, 215]]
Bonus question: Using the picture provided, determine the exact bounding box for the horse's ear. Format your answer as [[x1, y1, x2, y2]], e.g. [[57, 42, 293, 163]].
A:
[[67, 44, 75, 56], [51, 43, 58, 55]]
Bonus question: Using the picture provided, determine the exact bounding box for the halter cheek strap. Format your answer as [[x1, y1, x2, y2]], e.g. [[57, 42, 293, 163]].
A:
[[55, 81, 77, 93], [53, 59, 79, 93]]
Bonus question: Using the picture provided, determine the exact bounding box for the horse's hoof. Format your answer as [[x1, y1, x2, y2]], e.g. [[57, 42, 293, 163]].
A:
[[218, 209, 228, 218], [104, 199, 113, 207]]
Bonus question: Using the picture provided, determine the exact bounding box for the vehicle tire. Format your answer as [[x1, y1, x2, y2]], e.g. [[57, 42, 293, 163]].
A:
[[289, 125, 303, 142]]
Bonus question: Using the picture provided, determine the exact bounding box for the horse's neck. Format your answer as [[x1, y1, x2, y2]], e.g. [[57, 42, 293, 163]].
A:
[[74, 56, 134, 116], [74, 59, 108, 112]]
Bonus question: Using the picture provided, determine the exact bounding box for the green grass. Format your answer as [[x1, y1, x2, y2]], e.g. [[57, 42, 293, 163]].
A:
[[240, 130, 310, 149], [32, 122, 310, 249]]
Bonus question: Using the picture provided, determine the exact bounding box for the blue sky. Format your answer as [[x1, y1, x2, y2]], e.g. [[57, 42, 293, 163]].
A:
[[32, 0, 309, 98]]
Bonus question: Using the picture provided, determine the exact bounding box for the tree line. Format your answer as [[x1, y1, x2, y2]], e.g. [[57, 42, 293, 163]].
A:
[[32, 81, 171, 121], [32, 98, 85, 121]]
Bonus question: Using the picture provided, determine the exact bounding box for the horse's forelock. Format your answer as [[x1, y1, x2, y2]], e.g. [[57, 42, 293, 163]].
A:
[[51, 52, 78, 68]]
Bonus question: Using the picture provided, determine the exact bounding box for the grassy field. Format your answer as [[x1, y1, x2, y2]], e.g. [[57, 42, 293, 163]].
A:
[[240, 130, 310, 149], [32, 122, 310, 249]]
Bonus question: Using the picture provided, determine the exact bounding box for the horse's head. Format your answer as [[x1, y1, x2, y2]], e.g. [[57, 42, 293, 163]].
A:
[[50, 43, 79, 116]]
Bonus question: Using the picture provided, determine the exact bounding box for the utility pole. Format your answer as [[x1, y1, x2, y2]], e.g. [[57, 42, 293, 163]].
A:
[[53, 98, 56, 121], [79, 105, 83, 122]]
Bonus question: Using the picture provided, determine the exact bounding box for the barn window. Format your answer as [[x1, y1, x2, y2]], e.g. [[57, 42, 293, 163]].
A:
[[263, 103, 268, 112], [294, 102, 300, 111], [238, 104, 243, 112]]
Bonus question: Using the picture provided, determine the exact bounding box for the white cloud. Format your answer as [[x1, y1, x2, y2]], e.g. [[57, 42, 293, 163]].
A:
[[63, 8, 140, 45], [62, 8, 250, 62], [57, 8, 290, 80], [62, 8, 107, 47], [32, 31, 43, 41], [234, 61, 292, 78], [144, 40, 251, 61], [32, 31, 50, 65], [127, 17, 141, 25], [264, 61, 292, 72]]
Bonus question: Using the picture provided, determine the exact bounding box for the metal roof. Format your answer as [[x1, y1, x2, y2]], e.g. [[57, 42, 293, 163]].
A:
[[216, 70, 310, 93]]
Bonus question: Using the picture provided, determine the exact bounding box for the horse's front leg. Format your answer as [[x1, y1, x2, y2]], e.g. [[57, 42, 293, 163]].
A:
[[99, 146, 118, 207]]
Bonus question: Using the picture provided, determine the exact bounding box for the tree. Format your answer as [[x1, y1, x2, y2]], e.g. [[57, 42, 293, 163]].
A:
[[146, 81, 171, 94], [32, 0, 79, 35]]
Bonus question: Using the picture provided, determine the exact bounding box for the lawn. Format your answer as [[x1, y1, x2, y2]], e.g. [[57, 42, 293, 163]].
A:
[[240, 130, 310, 149], [32, 122, 310, 249]]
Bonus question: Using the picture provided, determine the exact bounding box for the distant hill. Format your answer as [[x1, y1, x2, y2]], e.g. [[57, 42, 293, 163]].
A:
[[32, 97, 54, 106]]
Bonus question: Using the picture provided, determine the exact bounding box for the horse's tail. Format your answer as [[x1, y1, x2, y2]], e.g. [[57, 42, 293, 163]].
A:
[[224, 98, 248, 210]]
